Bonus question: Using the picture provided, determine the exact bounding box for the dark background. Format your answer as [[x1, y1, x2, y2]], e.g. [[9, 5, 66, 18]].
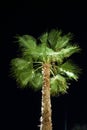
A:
[[1, 0, 87, 130]]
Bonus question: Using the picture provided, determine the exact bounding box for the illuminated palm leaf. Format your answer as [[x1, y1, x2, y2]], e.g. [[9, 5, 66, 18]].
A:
[[48, 29, 72, 50], [50, 75, 69, 96], [11, 58, 35, 87], [57, 45, 80, 60], [58, 60, 81, 80], [31, 72, 42, 90]]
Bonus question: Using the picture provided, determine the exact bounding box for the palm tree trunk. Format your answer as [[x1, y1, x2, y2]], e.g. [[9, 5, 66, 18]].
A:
[[40, 63, 52, 130]]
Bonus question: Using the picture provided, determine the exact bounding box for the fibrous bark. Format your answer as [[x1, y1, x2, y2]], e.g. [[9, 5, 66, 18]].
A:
[[40, 63, 52, 130]]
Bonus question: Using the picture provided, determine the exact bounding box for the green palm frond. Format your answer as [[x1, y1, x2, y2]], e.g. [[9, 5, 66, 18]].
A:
[[22, 44, 45, 62], [48, 29, 73, 50], [56, 45, 80, 63], [11, 57, 43, 88], [22, 48, 40, 61], [36, 44, 54, 62], [58, 60, 81, 80], [48, 29, 62, 49], [39, 32, 48, 43], [31, 72, 42, 90], [55, 33, 72, 50], [21, 43, 45, 61], [50, 74, 69, 96], [17, 35, 37, 49], [11, 58, 34, 87], [22, 43, 54, 62], [11, 58, 32, 70], [40, 45, 80, 64], [15, 70, 35, 87]]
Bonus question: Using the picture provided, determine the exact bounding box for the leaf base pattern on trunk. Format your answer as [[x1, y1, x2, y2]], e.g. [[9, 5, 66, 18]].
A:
[[40, 63, 52, 130]]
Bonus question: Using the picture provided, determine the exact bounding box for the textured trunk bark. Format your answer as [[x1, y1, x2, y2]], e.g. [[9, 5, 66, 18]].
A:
[[40, 63, 52, 130]]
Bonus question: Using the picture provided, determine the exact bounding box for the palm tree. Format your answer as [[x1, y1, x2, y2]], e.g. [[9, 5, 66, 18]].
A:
[[10, 29, 81, 130]]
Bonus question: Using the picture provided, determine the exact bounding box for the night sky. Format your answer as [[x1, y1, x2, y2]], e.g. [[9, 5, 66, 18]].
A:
[[1, 1, 87, 130]]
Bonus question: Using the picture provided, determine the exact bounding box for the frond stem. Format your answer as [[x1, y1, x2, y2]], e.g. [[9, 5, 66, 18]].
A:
[[50, 69, 55, 76], [34, 66, 42, 72], [33, 62, 43, 64]]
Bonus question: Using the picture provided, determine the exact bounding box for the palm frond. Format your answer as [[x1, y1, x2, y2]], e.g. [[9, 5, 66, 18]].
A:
[[55, 33, 72, 50], [22, 43, 54, 62], [58, 60, 81, 80], [22, 44, 45, 62], [48, 29, 73, 50], [39, 32, 48, 43], [22, 48, 40, 61], [37, 44, 53, 62], [50, 74, 68, 96], [56, 45, 81, 62], [39, 45, 77, 63], [48, 29, 62, 49], [15, 70, 35, 87], [17, 35, 37, 49], [11, 58, 34, 87], [31, 72, 42, 90], [11, 58, 32, 70]]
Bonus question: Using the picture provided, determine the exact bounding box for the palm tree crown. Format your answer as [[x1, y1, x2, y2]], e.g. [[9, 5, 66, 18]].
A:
[[11, 29, 81, 96]]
